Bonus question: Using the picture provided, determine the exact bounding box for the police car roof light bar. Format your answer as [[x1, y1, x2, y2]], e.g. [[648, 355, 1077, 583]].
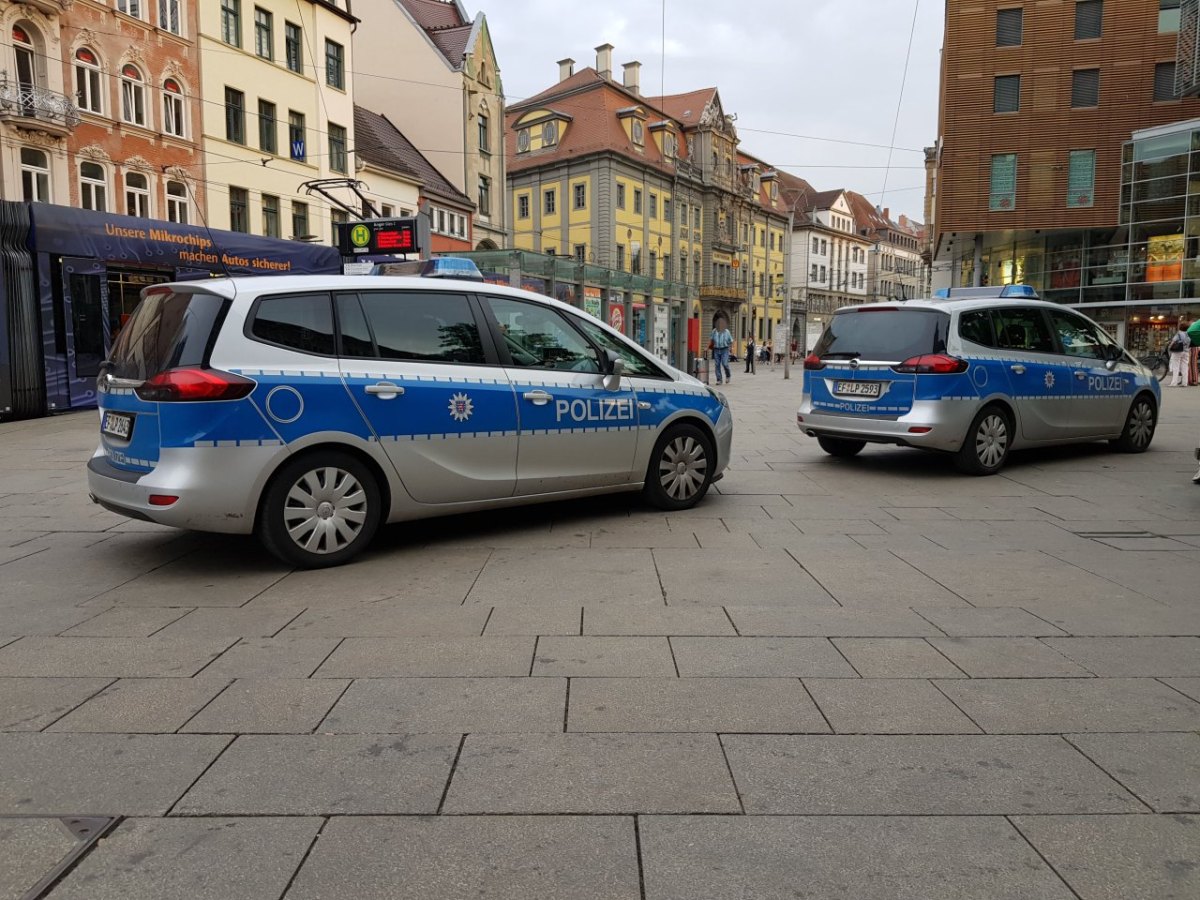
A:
[[934, 285, 1040, 301]]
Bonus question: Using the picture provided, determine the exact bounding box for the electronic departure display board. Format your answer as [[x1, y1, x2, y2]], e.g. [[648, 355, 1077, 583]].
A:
[[337, 217, 427, 257]]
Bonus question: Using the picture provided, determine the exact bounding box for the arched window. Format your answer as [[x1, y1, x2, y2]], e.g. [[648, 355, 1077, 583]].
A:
[[75, 48, 103, 114], [79, 161, 108, 211], [120, 64, 147, 126], [13, 24, 40, 109], [162, 78, 185, 137], [166, 179, 189, 224], [20, 148, 50, 203], [125, 171, 150, 218]]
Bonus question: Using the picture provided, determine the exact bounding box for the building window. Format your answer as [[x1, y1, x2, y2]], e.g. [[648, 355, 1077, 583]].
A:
[[380, 204, 393, 217], [574, 244, 586, 263], [478, 114, 489, 151], [631, 120, 644, 145], [288, 111, 306, 160], [166, 180, 189, 223], [664, 198, 672, 222], [544, 189, 556, 215], [1065, 149, 1096, 208], [478, 175, 491, 215], [820, 265, 827, 282], [21, 148, 49, 203], [1071, 69, 1100, 108], [225, 87, 245, 143], [117, 0, 145, 19], [617, 244, 626, 270], [285, 21, 302, 72], [634, 188, 642, 214], [325, 39, 344, 89], [229, 186, 248, 232], [257, 99, 276, 153], [617, 182, 626, 209], [75, 48, 103, 115], [121, 65, 147, 126], [573, 183, 586, 210], [330, 209, 348, 246], [1160, 0, 1181, 33], [125, 171, 150, 217], [291, 200, 309, 238], [516, 129, 530, 152], [812, 237, 819, 254], [254, 7, 273, 60], [220, 0, 240, 47], [517, 194, 530, 219], [989, 152, 1018, 210], [993, 74, 1020, 113], [679, 203, 687, 225], [694, 208, 701, 229], [262, 193, 280, 237], [79, 162, 107, 212], [649, 193, 658, 218], [159, 0, 182, 35], [162, 79, 185, 137], [541, 121, 558, 146], [1154, 62, 1179, 101], [328, 122, 347, 173], [1074, 0, 1102, 39]]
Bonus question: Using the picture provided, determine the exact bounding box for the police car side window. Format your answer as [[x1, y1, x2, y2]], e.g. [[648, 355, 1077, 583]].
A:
[[250, 293, 336, 356], [357, 291, 484, 364], [992, 308, 1054, 354], [577, 318, 666, 378], [486, 297, 602, 373], [959, 310, 996, 348], [1048, 310, 1105, 360], [336, 294, 375, 358]]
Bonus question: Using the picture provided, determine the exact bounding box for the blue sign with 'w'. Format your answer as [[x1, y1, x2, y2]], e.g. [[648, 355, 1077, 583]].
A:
[[290, 141, 305, 160]]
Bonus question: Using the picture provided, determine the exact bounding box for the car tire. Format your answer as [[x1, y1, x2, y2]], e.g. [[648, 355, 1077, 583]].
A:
[[817, 436, 867, 458], [1110, 395, 1157, 454], [954, 405, 1013, 476], [257, 450, 382, 569], [643, 423, 716, 511]]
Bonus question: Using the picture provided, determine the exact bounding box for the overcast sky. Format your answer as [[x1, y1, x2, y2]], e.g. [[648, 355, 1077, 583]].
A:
[[483, 0, 943, 223]]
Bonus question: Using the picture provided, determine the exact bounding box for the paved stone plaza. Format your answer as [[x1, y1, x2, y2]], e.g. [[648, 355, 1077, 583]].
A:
[[1, 368, 1199, 899]]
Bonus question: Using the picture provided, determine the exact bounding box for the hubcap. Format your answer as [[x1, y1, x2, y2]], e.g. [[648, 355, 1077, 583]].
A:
[[975, 414, 1009, 468], [1128, 402, 1154, 448], [283, 466, 368, 555], [659, 436, 709, 501]]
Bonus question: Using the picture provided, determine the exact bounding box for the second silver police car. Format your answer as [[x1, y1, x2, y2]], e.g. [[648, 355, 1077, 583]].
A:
[[798, 286, 1160, 475], [87, 269, 733, 567]]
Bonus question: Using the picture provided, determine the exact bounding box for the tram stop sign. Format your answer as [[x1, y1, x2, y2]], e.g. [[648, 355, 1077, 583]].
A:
[[337, 217, 428, 257]]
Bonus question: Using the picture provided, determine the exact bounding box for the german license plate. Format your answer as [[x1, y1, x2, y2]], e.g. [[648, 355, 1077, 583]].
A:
[[834, 381, 881, 398], [101, 411, 133, 440]]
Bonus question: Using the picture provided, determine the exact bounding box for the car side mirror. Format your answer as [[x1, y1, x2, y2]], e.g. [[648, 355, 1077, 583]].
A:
[[602, 351, 625, 392]]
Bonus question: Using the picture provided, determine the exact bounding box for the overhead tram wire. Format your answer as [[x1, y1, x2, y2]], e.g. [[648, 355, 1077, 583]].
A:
[[879, 0, 922, 208]]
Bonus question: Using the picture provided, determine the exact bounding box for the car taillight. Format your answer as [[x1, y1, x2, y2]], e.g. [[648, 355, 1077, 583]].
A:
[[135, 368, 255, 402], [804, 354, 826, 371], [892, 354, 968, 375]]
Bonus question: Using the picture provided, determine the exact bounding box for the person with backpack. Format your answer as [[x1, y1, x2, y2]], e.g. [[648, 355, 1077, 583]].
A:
[[1168, 321, 1192, 387]]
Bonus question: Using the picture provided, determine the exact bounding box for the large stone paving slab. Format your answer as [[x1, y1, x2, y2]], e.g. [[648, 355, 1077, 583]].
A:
[[61, 607, 194, 637], [926, 638, 1092, 678], [781, 549, 966, 607], [150, 606, 304, 638], [482, 604, 582, 636], [804, 679, 982, 734], [199, 637, 340, 678], [47, 817, 321, 900], [314, 637, 535, 677], [0, 678, 112, 731], [0, 734, 229, 815], [1043, 637, 1200, 676], [727, 606, 941, 637], [181, 678, 349, 734], [935, 678, 1200, 733], [279, 602, 491, 638], [443, 733, 741, 814], [320, 678, 566, 733], [721, 734, 1141, 814], [581, 605, 735, 635], [0, 817, 83, 900], [640, 816, 1075, 900], [0, 637, 233, 678], [670, 637, 858, 677], [653, 548, 835, 606], [1013, 815, 1200, 900], [568, 678, 828, 733], [1067, 732, 1200, 812], [913, 606, 1067, 637], [285, 816, 641, 900], [1021, 600, 1200, 636], [532, 637, 676, 677], [47, 677, 230, 733], [831, 638, 964, 678], [173, 734, 460, 815], [86, 549, 288, 608], [467, 549, 664, 604]]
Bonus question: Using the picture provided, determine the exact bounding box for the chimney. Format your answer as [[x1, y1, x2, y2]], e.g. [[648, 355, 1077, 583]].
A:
[[622, 61, 642, 95], [557, 57, 575, 82], [596, 43, 614, 80], [883, 207, 890, 221]]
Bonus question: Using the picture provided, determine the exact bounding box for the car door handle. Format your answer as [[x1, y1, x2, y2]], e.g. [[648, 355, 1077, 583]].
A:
[[1010, 364, 1026, 375], [523, 390, 553, 405], [364, 381, 405, 397]]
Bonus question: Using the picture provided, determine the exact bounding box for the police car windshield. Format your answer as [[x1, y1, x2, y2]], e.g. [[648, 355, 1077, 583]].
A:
[[106, 289, 227, 382], [814, 308, 949, 363]]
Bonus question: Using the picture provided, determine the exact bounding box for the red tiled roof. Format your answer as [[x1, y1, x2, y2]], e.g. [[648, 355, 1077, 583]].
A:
[[845, 190, 892, 236], [428, 24, 473, 65], [354, 105, 474, 210], [397, 0, 466, 30], [647, 88, 717, 127], [511, 68, 612, 111]]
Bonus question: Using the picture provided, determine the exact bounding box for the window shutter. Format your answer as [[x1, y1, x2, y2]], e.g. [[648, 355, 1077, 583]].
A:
[[996, 8, 1023, 46], [1075, 0, 1103, 39], [1071, 69, 1100, 107], [1155, 62, 1179, 100], [994, 75, 1021, 112]]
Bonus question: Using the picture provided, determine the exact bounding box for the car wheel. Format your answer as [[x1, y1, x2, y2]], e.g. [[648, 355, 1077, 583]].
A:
[[258, 450, 382, 568], [954, 405, 1012, 476], [817, 436, 867, 458], [1111, 395, 1156, 454], [643, 423, 715, 511]]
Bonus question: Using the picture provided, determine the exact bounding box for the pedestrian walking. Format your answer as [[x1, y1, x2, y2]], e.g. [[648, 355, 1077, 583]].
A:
[[745, 336, 756, 374], [710, 317, 733, 385], [1188, 318, 1200, 386], [1168, 321, 1192, 387]]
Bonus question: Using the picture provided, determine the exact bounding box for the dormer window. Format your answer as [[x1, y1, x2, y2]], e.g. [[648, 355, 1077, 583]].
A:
[[631, 120, 644, 145], [517, 129, 531, 153], [542, 121, 558, 146]]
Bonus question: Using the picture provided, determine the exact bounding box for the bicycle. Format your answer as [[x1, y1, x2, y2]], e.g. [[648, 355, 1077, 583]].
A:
[[1137, 349, 1169, 381]]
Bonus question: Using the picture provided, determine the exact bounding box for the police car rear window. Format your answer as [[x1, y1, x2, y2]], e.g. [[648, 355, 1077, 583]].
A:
[[250, 293, 335, 356], [813, 309, 949, 362], [107, 289, 227, 381]]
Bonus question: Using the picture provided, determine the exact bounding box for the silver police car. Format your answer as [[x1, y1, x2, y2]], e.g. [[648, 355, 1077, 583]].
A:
[[87, 270, 733, 567], [798, 286, 1160, 474]]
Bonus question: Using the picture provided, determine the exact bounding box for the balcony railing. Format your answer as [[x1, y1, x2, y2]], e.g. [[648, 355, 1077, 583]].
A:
[[0, 78, 80, 133]]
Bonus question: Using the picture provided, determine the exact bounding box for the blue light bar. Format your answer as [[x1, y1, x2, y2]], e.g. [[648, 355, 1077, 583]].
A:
[[420, 257, 484, 281], [938, 284, 1041, 301]]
